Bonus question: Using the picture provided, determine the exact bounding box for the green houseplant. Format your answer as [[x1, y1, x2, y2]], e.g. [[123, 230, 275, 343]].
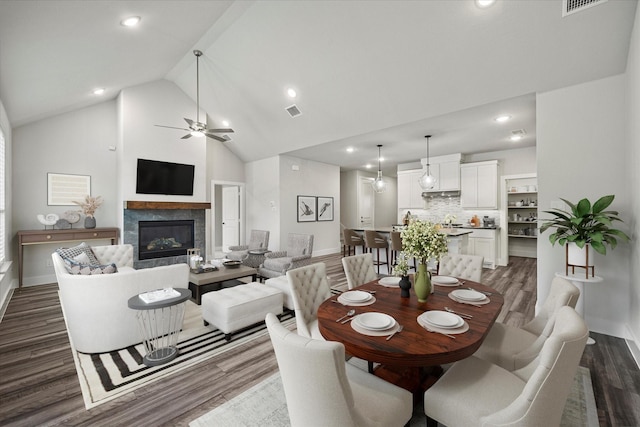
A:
[[539, 194, 629, 255]]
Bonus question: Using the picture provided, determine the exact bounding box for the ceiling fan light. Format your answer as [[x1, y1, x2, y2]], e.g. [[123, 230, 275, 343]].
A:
[[190, 130, 205, 137]]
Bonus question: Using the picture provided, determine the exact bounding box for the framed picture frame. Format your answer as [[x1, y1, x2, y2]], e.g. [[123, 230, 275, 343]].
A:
[[316, 196, 334, 221], [297, 195, 316, 222], [47, 173, 91, 206]]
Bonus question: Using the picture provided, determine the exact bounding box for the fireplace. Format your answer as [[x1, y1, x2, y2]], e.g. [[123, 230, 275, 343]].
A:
[[138, 220, 195, 260]]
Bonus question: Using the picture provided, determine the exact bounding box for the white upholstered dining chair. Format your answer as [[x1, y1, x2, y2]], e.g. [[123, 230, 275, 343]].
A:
[[342, 253, 378, 290], [265, 313, 413, 427], [473, 276, 580, 371], [424, 306, 588, 427], [437, 253, 484, 282], [286, 262, 332, 339]]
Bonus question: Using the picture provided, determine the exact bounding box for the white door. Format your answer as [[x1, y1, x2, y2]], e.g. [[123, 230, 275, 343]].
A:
[[358, 177, 374, 228], [222, 186, 240, 251]]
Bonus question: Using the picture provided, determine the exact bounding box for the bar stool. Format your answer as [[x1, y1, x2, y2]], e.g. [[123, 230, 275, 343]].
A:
[[390, 231, 416, 272], [343, 229, 365, 257], [364, 230, 389, 275]]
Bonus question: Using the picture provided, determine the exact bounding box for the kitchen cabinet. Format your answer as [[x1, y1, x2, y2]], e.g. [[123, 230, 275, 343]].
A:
[[420, 153, 461, 193], [397, 170, 424, 209], [467, 228, 498, 269], [460, 160, 498, 209]]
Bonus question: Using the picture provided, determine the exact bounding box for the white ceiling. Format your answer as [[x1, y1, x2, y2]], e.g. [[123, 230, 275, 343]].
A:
[[0, 0, 637, 176]]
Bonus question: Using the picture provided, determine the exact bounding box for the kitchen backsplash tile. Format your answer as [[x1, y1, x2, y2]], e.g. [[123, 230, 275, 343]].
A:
[[399, 196, 500, 227]]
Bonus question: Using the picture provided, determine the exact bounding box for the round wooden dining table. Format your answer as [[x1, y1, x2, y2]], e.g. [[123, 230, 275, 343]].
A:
[[318, 276, 504, 368]]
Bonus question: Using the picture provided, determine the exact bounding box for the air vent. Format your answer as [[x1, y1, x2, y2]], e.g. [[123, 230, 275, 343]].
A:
[[511, 129, 526, 137], [285, 104, 302, 118], [562, 0, 608, 17]]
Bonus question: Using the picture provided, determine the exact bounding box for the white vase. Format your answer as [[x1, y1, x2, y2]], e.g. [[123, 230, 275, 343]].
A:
[[567, 242, 593, 267]]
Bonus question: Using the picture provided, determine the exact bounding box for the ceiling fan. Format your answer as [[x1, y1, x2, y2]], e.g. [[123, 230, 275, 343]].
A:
[[155, 50, 234, 142]]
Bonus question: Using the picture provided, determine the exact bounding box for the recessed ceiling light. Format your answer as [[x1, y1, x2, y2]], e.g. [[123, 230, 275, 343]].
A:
[[379, 156, 385, 162], [346, 147, 354, 153], [221, 120, 230, 127], [121, 16, 141, 27], [92, 88, 105, 95], [475, 0, 495, 8], [287, 88, 297, 98], [365, 164, 372, 169], [510, 135, 522, 141], [495, 114, 511, 123]]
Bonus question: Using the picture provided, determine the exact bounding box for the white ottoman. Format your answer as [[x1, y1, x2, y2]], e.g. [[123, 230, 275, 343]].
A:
[[201, 282, 283, 341], [264, 276, 294, 310]]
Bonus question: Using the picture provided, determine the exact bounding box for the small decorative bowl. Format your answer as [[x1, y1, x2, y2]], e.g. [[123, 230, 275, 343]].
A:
[[223, 260, 242, 269]]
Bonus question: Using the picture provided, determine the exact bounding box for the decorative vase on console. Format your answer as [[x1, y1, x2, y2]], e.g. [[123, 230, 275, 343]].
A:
[[73, 195, 103, 230], [399, 219, 449, 303]]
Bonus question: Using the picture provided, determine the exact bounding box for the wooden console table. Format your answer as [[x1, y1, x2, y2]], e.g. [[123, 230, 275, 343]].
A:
[[17, 227, 119, 288]]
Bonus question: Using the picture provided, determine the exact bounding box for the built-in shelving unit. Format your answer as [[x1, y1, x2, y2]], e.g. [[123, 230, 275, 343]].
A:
[[500, 174, 537, 264]]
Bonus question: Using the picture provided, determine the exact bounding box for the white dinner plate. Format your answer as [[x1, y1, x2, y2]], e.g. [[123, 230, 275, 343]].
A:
[[378, 277, 401, 287], [421, 311, 464, 329], [451, 289, 486, 302], [340, 290, 373, 303], [432, 276, 459, 285], [354, 313, 395, 330]]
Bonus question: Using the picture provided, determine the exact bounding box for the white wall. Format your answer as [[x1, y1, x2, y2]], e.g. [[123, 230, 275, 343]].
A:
[[537, 74, 632, 338], [375, 176, 397, 228], [118, 80, 208, 202], [626, 3, 640, 355], [279, 155, 341, 256], [12, 101, 119, 285], [245, 157, 281, 250]]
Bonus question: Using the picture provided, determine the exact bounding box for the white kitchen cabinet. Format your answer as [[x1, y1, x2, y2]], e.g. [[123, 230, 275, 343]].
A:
[[421, 153, 461, 193], [397, 170, 424, 209], [467, 228, 498, 269], [460, 160, 498, 209]]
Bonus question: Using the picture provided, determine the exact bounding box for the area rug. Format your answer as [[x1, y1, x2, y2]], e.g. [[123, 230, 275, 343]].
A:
[[69, 300, 295, 409], [189, 364, 598, 427]]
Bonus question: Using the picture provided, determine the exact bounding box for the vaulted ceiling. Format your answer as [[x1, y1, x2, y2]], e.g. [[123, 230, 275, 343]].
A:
[[0, 0, 636, 176]]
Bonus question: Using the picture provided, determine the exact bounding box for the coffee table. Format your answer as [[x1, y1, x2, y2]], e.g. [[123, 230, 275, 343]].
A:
[[189, 265, 258, 304]]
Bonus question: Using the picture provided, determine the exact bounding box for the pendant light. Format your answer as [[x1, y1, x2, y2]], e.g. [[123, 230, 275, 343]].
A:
[[419, 135, 437, 190], [372, 144, 386, 193]]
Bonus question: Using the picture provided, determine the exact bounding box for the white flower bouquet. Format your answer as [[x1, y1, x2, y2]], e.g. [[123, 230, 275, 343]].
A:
[[400, 219, 449, 264]]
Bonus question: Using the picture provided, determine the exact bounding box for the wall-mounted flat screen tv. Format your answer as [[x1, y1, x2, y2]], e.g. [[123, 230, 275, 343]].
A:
[[136, 158, 195, 196]]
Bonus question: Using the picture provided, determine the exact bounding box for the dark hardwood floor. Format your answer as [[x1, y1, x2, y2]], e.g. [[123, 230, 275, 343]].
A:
[[0, 255, 638, 426]]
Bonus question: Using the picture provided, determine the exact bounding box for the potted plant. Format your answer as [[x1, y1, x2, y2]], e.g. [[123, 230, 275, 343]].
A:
[[539, 194, 629, 276]]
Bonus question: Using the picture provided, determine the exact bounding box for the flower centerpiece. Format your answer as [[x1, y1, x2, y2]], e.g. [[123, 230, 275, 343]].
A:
[[392, 253, 412, 298], [444, 213, 457, 229], [74, 195, 103, 229], [400, 220, 449, 302]]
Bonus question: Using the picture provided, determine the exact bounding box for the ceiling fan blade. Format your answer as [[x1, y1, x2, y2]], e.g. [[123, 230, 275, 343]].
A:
[[155, 124, 190, 131], [184, 118, 195, 127], [205, 133, 228, 142], [205, 128, 234, 133], [181, 133, 192, 140]]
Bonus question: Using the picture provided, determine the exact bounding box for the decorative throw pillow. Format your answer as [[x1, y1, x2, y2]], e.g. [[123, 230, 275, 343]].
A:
[[62, 258, 118, 275], [56, 242, 100, 266]]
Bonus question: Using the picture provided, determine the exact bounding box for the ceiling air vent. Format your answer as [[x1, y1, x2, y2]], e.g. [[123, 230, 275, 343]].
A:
[[285, 104, 302, 118], [562, 0, 608, 17]]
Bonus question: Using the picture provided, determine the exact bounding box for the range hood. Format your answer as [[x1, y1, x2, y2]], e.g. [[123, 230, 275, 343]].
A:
[[422, 191, 461, 199]]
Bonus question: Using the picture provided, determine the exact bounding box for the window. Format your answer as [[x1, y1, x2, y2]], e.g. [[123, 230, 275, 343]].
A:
[[0, 130, 5, 263]]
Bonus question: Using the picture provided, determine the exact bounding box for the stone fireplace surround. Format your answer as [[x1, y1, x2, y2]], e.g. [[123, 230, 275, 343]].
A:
[[123, 201, 209, 269]]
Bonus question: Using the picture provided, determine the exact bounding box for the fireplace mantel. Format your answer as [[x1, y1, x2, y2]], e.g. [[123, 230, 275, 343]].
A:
[[124, 201, 211, 210]]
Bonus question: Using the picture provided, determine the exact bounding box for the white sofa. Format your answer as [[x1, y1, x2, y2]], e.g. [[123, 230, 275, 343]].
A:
[[52, 244, 190, 353]]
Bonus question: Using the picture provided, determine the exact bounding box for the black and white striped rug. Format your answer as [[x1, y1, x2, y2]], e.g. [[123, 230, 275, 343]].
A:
[[71, 301, 295, 409]]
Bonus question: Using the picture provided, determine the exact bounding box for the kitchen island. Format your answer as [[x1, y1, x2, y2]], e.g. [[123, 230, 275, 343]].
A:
[[353, 226, 472, 254]]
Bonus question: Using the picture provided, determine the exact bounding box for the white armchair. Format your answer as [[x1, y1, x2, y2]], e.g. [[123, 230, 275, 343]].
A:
[[424, 306, 588, 427], [226, 229, 270, 262], [52, 244, 189, 353], [258, 233, 313, 279], [473, 276, 580, 371], [266, 313, 413, 427]]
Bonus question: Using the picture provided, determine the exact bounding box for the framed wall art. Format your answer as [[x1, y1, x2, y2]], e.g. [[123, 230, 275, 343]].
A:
[[47, 173, 91, 206], [297, 195, 316, 222], [316, 196, 334, 221]]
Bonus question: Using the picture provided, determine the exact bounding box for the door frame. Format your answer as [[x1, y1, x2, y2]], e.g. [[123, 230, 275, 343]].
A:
[[210, 180, 246, 257]]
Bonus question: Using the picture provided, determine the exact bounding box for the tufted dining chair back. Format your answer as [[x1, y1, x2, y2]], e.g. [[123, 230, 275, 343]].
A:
[[437, 254, 484, 282], [266, 313, 413, 427], [287, 262, 332, 339], [342, 253, 378, 290]]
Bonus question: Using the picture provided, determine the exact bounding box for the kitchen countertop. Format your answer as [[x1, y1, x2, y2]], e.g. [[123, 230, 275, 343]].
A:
[[353, 227, 473, 237]]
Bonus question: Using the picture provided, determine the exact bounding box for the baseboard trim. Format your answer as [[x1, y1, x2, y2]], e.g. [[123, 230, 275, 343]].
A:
[[625, 325, 640, 369]]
